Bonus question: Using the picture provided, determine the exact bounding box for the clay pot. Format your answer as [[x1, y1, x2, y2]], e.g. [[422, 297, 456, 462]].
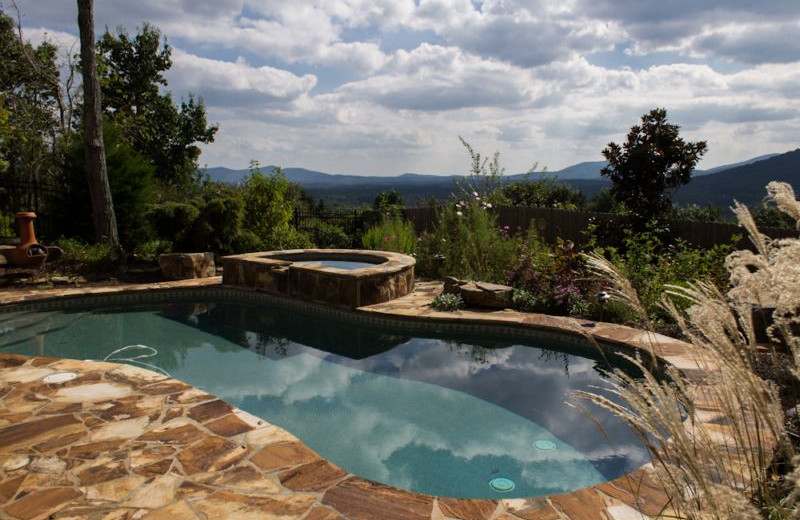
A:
[[10, 212, 48, 268]]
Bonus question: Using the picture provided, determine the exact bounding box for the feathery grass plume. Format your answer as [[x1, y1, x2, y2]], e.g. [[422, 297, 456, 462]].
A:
[[765, 182, 800, 231], [584, 251, 648, 322], [579, 182, 800, 519]]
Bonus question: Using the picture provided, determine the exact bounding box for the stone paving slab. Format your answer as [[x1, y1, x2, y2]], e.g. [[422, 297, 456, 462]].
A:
[[0, 277, 756, 519]]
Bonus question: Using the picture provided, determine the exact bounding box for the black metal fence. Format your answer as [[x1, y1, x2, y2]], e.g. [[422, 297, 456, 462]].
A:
[[291, 208, 378, 235], [290, 208, 382, 248], [0, 180, 62, 242]]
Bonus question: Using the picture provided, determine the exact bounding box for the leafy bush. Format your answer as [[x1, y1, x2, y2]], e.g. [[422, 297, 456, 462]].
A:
[[507, 237, 594, 316], [501, 173, 585, 210], [511, 288, 538, 312], [430, 292, 464, 311], [670, 203, 725, 222], [306, 221, 351, 249], [416, 197, 520, 282], [362, 214, 416, 254], [752, 205, 797, 232], [241, 163, 299, 250], [588, 222, 734, 323], [146, 201, 200, 245], [0, 210, 13, 237], [146, 164, 312, 254], [52, 237, 116, 270], [133, 239, 172, 261], [146, 185, 245, 254]]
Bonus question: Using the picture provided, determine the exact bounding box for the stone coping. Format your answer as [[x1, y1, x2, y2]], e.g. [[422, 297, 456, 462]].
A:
[[0, 277, 746, 520]]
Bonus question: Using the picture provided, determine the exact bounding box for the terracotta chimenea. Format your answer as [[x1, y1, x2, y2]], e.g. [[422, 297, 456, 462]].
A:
[[10, 211, 48, 268]]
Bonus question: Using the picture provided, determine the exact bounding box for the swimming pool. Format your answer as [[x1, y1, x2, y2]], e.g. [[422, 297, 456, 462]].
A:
[[0, 293, 650, 499]]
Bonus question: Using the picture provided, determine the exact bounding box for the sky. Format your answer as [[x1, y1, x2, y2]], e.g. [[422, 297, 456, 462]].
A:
[[10, 0, 800, 175]]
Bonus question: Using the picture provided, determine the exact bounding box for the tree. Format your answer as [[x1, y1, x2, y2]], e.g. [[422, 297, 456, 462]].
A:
[[78, 0, 118, 246], [373, 189, 404, 211], [601, 108, 707, 223], [501, 174, 585, 210], [0, 99, 10, 173], [97, 24, 217, 188], [0, 10, 63, 185]]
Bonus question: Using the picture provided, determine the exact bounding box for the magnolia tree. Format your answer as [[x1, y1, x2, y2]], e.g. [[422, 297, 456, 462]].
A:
[[601, 108, 707, 224]]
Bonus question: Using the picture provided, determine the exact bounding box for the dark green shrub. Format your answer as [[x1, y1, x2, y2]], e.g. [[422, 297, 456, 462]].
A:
[[307, 221, 351, 249], [146, 201, 200, 246], [54, 123, 158, 249]]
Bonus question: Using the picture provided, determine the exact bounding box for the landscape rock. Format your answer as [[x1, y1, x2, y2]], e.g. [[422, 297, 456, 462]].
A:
[[442, 276, 513, 309], [158, 252, 215, 280]]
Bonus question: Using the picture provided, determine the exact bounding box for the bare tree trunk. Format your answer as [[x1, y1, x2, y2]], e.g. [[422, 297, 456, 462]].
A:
[[77, 0, 118, 246]]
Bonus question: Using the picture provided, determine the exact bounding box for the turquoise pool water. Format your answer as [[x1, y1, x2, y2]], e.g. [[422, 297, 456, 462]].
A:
[[0, 299, 649, 498], [293, 259, 378, 270]]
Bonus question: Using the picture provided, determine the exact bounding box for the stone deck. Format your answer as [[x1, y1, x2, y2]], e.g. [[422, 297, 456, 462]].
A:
[[0, 278, 731, 520]]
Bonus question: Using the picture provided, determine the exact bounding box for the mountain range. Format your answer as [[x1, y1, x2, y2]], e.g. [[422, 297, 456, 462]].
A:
[[204, 150, 798, 207]]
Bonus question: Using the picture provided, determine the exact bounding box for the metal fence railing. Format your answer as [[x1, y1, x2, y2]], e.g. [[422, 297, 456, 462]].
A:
[[291, 208, 376, 236], [0, 180, 62, 242]]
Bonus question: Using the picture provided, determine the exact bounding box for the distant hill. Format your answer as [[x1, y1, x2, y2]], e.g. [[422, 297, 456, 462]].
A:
[[202, 166, 610, 205], [202, 150, 797, 207], [674, 149, 800, 206], [552, 161, 607, 180], [547, 153, 781, 180], [203, 166, 461, 186], [700, 153, 781, 175]]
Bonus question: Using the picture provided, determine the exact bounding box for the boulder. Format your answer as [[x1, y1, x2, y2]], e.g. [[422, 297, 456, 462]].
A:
[[158, 252, 215, 280], [442, 276, 513, 309]]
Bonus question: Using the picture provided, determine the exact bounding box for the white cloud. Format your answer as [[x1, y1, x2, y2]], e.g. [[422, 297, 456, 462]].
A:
[[576, 0, 800, 57], [692, 22, 800, 64], [9, 0, 800, 173], [167, 49, 317, 108], [339, 44, 540, 111], [22, 27, 78, 51]]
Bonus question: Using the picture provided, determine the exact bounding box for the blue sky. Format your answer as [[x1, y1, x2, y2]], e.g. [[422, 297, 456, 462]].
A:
[[12, 0, 800, 175]]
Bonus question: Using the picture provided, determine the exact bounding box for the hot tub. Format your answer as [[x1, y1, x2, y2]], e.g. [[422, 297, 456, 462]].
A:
[[221, 249, 415, 308]]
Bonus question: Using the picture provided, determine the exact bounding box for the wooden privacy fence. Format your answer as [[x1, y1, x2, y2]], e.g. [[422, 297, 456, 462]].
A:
[[399, 206, 796, 250]]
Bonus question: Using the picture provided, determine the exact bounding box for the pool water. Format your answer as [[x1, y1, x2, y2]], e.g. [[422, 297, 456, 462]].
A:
[[0, 300, 649, 498], [293, 259, 378, 270]]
